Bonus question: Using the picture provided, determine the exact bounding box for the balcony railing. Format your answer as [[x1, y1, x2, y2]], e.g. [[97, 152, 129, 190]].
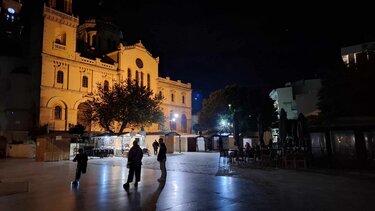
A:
[[53, 42, 66, 50]]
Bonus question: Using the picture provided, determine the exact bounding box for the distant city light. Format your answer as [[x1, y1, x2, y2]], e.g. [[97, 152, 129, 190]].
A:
[[8, 7, 15, 14]]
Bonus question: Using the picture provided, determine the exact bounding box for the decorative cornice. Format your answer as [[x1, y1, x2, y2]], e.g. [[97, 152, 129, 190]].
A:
[[42, 53, 118, 75], [158, 77, 191, 89], [53, 60, 68, 68], [161, 103, 191, 110], [43, 4, 79, 28], [135, 40, 145, 48], [79, 67, 93, 73]]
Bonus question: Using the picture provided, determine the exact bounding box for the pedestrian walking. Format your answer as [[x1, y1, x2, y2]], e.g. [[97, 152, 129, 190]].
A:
[[123, 140, 143, 190], [72, 148, 88, 185], [157, 138, 167, 182], [152, 139, 159, 155], [218, 137, 224, 152]]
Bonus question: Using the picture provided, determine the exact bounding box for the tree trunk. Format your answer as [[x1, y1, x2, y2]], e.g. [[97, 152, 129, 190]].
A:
[[103, 124, 113, 133], [119, 122, 128, 133]]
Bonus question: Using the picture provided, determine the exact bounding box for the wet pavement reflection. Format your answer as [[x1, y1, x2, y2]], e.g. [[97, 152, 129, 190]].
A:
[[1, 152, 375, 210]]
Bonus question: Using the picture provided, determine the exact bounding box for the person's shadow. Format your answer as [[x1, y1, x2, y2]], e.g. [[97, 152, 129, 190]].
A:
[[125, 181, 166, 210], [125, 187, 142, 210], [142, 182, 166, 210]]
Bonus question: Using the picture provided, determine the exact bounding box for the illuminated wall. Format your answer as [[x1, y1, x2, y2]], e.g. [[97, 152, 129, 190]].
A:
[[38, 4, 192, 134], [158, 77, 192, 133]]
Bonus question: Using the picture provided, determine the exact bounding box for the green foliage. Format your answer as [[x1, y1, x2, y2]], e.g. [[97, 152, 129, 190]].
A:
[[198, 89, 228, 131], [198, 85, 277, 134], [86, 80, 165, 133]]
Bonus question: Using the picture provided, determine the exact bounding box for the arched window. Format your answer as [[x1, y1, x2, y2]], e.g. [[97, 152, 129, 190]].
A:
[[159, 91, 162, 97], [182, 95, 185, 104], [87, 35, 91, 47], [171, 93, 174, 102], [127, 68, 132, 81], [92, 35, 97, 48], [147, 74, 150, 89], [135, 71, 139, 84], [57, 71, 64, 84], [54, 106, 62, 120], [82, 76, 88, 88], [170, 111, 177, 131], [141, 72, 144, 87], [55, 32, 66, 45], [104, 80, 109, 91], [77, 103, 91, 131]]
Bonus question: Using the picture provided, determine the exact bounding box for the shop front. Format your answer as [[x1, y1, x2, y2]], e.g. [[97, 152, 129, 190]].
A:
[[91, 133, 146, 157]]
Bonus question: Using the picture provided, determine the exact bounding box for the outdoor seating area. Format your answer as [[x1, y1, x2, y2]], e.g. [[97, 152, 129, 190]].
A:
[[221, 145, 307, 170], [227, 148, 256, 165], [228, 149, 247, 164], [212, 131, 307, 169], [255, 147, 307, 169], [282, 148, 307, 168]]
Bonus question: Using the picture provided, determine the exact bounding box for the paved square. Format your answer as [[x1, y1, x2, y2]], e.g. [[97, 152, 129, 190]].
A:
[[1, 152, 375, 210]]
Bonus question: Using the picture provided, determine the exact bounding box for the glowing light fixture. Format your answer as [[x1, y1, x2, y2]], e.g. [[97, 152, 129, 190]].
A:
[[8, 7, 15, 14]]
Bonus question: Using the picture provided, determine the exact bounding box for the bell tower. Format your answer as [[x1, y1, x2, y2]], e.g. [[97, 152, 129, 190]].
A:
[[42, 0, 78, 59], [46, 0, 72, 14]]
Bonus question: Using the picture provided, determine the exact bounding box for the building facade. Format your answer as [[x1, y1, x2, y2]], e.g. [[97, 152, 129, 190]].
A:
[[270, 79, 321, 119], [341, 41, 375, 67], [157, 77, 191, 133], [0, 0, 192, 141]]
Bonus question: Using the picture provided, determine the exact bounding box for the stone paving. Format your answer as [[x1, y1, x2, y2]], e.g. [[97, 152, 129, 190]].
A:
[[1, 152, 375, 210]]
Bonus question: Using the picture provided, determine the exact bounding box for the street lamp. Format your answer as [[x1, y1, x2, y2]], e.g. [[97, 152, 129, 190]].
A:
[[170, 112, 179, 132], [220, 119, 227, 127]]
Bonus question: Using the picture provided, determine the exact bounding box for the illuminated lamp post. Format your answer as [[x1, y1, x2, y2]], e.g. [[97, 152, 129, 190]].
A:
[[170, 113, 179, 132], [170, 113, 182, 153]]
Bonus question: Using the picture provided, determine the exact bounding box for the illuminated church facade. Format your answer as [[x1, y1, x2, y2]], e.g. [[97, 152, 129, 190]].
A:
[[0, 0, 192, 140]]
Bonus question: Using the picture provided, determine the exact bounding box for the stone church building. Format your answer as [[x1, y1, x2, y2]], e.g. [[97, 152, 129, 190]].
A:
[[0, 0, 192, 141]]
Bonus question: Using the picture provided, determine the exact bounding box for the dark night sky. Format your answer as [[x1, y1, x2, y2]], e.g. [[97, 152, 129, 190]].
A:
[[73, 1, 375, 97]]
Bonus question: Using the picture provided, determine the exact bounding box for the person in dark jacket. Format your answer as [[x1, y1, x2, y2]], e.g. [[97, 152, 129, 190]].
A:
[[123, 140, 143, 190], [218, 137, 224, 152], [157, 138, 167, 182], [152, 139, 159, 155], [72, 148, 88, 185]]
